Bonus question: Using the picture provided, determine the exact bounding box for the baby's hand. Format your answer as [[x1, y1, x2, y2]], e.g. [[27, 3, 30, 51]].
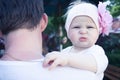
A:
[[43, 51, 68, 70]]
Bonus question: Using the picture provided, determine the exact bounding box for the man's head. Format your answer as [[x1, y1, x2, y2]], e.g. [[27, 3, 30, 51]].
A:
[[0, 0, 46, 35]]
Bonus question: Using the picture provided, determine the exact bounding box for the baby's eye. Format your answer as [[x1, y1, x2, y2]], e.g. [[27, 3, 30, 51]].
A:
[[73, 26, 80, 28], [87, 26, 94, 29]]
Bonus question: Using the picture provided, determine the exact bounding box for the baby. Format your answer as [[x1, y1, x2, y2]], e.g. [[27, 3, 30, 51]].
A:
[[43, 1, 113, 80]]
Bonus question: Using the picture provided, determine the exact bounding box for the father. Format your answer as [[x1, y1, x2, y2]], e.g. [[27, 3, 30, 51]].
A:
[[0, 0, 96, 80]]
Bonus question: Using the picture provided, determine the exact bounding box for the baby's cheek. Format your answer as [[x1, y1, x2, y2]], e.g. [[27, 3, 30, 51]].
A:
[[71, 36, 78, 43]]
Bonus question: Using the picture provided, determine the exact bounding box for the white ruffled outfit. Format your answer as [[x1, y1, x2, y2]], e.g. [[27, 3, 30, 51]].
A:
[[61, 45, 108, 80]]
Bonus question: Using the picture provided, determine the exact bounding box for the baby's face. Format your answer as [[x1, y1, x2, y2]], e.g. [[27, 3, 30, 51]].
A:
[[68, 16, 99, 49]]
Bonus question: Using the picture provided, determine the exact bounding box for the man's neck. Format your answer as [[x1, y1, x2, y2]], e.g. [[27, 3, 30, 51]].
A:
[[2, 29, 43, 61]]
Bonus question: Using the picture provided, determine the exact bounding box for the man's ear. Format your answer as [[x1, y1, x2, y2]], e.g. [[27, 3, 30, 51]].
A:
[[40, 13, 48, 32]]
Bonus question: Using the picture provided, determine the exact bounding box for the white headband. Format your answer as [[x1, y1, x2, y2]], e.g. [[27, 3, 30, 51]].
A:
[[65, 3, 99, 33]]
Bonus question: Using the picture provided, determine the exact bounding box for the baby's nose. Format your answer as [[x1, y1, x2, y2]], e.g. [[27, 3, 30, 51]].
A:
[[79, 29, 88, 34]]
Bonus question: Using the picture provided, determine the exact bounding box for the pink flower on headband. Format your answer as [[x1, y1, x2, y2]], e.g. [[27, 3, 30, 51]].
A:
[[98, 2, 113, 36]]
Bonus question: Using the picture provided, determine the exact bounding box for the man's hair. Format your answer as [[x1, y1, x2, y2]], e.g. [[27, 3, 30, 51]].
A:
[[0, 0, 44, 35]]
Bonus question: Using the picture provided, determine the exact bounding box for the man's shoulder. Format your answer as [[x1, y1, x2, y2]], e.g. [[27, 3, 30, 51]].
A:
[[0, 61, 97, 80], [50, 67, 96, 80]]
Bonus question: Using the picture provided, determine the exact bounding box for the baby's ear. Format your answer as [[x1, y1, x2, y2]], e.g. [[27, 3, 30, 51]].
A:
[[40, 13, 48, 32]]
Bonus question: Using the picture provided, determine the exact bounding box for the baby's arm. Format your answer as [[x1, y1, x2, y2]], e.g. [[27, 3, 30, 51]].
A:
[[43, 51, 97, 72], [43, 45, 108, 73], [65, 53, 97, 72]]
